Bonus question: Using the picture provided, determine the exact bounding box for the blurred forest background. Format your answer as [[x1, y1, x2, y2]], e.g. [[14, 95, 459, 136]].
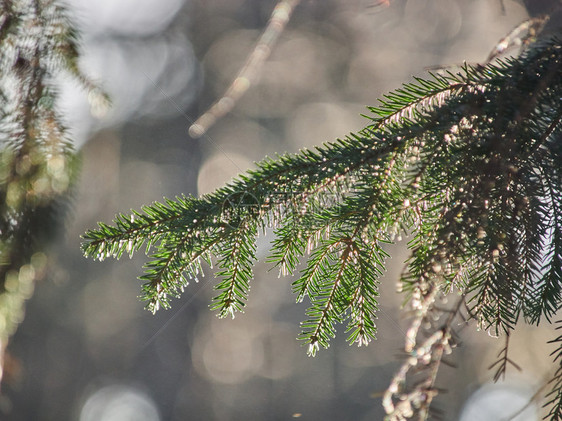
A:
[[2, 0, 558, 419]]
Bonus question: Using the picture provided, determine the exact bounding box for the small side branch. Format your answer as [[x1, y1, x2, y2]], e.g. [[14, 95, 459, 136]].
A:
[[488, 333, 521, 382]]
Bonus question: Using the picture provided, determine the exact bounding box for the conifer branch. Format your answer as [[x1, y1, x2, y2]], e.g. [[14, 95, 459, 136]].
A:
[[83, 36, 562, 419], [366, 72, 484, 132], [212, 221, 257, 317]]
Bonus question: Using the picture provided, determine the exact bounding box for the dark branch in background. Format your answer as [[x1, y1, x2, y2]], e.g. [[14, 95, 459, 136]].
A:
[[0, 0, 106, 386], [83, 30, 562, 419], [488, 333, 521, 382]]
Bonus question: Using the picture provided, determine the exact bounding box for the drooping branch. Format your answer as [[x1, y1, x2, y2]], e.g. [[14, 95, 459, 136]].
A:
[[0, 0, 105, 386], [83, 35, 562, 420], [488, 333, 521, 382]]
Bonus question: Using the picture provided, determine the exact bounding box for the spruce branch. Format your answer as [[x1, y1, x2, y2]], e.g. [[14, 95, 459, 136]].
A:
[[83, 36, 562, 418], [211, 220, 258, 317]]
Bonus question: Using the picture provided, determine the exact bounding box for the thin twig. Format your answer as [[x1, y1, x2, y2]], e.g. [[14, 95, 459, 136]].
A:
[[189, 0, 300, 139], [485, 15, 550, 63], [383, 293, 466, 420]]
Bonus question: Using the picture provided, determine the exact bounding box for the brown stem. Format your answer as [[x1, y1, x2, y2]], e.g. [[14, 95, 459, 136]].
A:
[[189, 0, 300, 138]]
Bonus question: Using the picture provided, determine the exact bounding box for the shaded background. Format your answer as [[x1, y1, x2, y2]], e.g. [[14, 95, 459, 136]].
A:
[[1, 0, 558, 419]]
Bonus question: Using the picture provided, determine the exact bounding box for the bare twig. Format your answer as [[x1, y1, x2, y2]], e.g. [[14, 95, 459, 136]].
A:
[[189, 0, 300, 139], [485, 15, 550, 63], [426, 14, 550, 73], [383, 292, 465, 421]]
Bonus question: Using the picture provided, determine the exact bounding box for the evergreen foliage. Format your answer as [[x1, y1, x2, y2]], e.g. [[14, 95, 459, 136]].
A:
[[0, 0, 104, 372], [83, 32, 562, 418]]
